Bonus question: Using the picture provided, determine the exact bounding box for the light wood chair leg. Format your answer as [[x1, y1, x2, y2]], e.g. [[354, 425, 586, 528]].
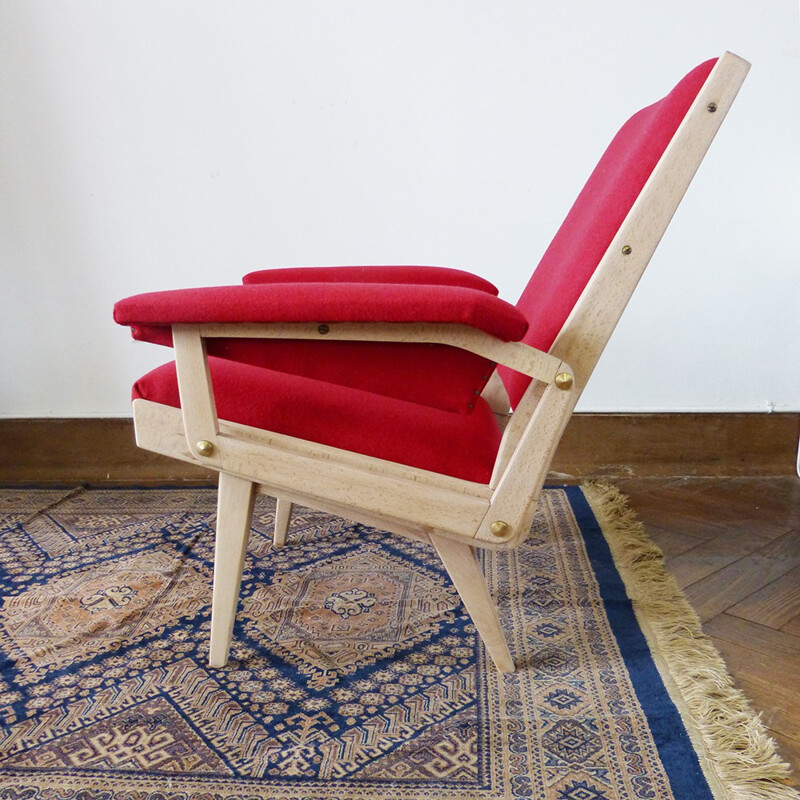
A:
[[273, 497, 293, 548], [209, 472, 256, 668], [431, 535, 515, 673]]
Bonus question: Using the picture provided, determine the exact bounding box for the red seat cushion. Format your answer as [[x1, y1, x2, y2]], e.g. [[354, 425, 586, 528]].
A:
[[501, 58, 718, 408], [133, 357, 503, 483]]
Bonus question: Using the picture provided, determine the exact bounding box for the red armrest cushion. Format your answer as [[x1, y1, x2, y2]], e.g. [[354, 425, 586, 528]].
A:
[[242, 265, 499, 295], [113, 282, 526, 340]]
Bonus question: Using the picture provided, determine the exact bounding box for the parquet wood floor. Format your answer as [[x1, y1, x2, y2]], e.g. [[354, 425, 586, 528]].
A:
[[616, 476, 800, 787]]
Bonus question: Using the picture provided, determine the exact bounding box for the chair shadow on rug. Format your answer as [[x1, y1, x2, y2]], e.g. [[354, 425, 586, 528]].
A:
[[114, 52, 749, 673]]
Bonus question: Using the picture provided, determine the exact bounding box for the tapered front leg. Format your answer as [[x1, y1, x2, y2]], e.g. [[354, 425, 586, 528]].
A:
[[430, 535, 515, 673], [208, 472, 256, 668], [273, 497, 293, 548]]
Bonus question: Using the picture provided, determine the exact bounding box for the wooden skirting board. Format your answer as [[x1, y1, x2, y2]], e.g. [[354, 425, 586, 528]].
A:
[[1, 413, 798, 485]]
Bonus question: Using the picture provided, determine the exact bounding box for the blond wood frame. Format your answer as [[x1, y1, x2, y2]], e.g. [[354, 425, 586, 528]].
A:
[[131, 52, 749, 673]]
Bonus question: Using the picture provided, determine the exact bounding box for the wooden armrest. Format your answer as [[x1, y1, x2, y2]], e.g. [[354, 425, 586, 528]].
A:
[[175, 321, 570, 387]]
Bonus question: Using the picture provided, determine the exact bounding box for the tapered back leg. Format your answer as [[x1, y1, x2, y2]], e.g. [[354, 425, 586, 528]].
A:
[[273, 497, 293, 548]]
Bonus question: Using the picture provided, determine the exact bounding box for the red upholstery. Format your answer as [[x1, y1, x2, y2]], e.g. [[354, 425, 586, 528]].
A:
[[192, 340, 496, 413], [242, 265, 499, 294], [133, 357, 503, 483], [119, 58, 721, 479], [500, 58, 718, 408], [113, 282, 525, 338], [115, 281, 527, 413]]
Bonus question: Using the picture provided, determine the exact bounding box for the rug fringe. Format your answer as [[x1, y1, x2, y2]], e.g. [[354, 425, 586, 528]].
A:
[[582, 481, 799, 800]]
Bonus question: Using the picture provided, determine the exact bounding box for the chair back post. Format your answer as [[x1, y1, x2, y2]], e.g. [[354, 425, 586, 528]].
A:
[[478, 52, 750, 548]]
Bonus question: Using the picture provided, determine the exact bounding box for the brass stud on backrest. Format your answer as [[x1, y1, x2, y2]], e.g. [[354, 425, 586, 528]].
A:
[[707, 101, 718, 113], [317, 324, 330, 335]]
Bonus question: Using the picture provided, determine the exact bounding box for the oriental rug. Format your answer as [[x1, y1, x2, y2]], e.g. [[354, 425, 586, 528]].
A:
[[0, 485, 795, 800]]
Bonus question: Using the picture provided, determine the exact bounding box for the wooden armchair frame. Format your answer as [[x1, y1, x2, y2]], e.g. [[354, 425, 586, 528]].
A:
[[127, 52, 749, 673]]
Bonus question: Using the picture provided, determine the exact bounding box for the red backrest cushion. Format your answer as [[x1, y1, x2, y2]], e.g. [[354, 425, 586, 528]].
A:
[[501, 58, 717, 408]]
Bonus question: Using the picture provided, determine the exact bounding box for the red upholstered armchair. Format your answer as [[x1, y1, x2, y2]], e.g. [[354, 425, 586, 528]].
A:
[[114, 53, 749, 673]]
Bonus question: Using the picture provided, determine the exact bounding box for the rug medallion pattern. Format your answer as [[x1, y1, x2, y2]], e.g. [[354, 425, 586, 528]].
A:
[[0, 487, 703, 798]]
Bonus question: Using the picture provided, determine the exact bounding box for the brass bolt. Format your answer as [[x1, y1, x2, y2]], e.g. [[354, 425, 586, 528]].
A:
[[621, 245, 632, 255], [318, 324, 330, 335], [491, 520, 513, 540], [196, 440, 215, 457], [554, 372, 574, 390], [707, 102, 718, 113]]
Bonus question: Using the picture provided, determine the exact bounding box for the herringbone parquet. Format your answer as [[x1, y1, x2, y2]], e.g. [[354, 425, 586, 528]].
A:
[[616, 476, 800, 787]]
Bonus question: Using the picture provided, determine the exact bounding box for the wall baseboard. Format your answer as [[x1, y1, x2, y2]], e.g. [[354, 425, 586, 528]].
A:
[[1, 413, 797, 486], [553, 412, 799, 479]]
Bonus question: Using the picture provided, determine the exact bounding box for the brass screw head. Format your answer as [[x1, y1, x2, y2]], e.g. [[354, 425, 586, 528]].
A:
[[554, 372, 574, 390], [196, 440, 215, 457], [317, 324, 330, 335], [707, 102, 718, 113], [621, 245, 632, 255], [491, 520, 513, 540]]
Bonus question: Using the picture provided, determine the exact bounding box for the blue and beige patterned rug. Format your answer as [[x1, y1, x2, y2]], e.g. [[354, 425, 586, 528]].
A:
[[0, 485, 795, 799]]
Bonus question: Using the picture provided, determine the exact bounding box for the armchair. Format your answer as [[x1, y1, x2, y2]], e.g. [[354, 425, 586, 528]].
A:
[[114, 52, 749, 673]]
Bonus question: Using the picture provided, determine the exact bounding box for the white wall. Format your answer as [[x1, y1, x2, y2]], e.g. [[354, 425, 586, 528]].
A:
[[1, 0, 798, 417]]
